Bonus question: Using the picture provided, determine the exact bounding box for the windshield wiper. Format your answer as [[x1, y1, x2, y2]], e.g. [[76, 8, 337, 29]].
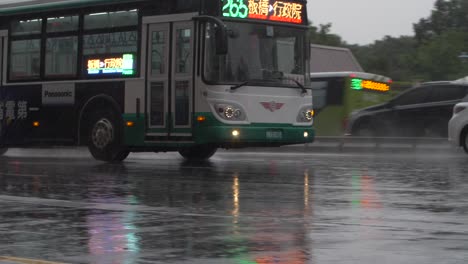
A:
[[231, 79, 264, 91], [231, 81, 250, 91], [264, 69, 308, 94], [275, 76, 308, 94]]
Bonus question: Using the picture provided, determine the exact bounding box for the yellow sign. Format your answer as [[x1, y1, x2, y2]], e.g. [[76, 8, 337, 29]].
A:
[[222, 0, 305, 24], [351, 78, 390, 92], [362, 80, 390, 92], [86, 54, 135, 75]]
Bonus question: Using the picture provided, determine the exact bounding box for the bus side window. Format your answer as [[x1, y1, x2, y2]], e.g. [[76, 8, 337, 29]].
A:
[[326, 79, 345, 105]]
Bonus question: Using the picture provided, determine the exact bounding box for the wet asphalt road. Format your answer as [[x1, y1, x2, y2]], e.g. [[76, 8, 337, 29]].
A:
[[0, 148, 468, 264]]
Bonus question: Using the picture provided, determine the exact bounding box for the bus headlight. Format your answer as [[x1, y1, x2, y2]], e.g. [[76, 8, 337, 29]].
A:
[[297, 106, 314, 123], [214, 103, 246, 121]]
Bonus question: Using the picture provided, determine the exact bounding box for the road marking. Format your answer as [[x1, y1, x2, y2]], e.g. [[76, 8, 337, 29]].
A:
[[0, 256, 66, 264], [0, 195, 305, 221], [0, 173, 47, 178]]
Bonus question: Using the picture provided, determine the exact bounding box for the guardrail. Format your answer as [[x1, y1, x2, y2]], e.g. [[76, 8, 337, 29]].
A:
[[309, 136, 451, 151]]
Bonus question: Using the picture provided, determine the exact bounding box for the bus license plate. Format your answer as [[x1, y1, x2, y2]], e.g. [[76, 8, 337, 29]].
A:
[[266, 130, 282, 140]]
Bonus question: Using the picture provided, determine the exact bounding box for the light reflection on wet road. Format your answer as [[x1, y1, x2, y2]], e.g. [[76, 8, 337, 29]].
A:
[[0, 148, 468, 264]]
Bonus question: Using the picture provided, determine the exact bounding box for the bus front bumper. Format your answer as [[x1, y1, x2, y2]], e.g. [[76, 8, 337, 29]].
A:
[[194, 124, 315, 147]]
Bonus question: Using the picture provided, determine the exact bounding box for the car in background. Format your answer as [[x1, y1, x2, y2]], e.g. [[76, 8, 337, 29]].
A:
[[448, 102, 468, 153], [346, 78, 468, 137], [310, 71, 394, 137]]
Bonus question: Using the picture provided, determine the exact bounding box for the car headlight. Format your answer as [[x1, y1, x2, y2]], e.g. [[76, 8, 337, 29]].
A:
[[297, 106, 314, 123], [214, 103, 246, 121]]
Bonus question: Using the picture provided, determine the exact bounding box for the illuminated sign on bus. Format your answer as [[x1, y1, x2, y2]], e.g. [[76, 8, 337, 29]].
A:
[[222, 0, 305, 24], [351, 78, 390, 92], [87, 54, 135, 76]]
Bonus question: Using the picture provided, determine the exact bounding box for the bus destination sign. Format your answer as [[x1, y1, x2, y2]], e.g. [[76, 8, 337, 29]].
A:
[[222, 0, 305, 24], [351, 78, 390, 92], [87, 54, 135, 76]]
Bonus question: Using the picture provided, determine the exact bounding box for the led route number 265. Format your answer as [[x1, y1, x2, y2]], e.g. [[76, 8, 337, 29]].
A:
[[223, 0, 249, 18]]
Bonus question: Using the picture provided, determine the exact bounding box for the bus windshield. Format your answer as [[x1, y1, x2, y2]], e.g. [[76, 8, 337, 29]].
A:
[[204, 21, 308, 87]]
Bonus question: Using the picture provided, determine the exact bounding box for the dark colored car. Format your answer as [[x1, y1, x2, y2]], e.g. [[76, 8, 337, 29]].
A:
[[346, 80, 468, 137]]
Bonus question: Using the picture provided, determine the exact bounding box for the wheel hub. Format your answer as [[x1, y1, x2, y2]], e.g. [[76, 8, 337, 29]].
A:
[[91, 118, 114, 150]]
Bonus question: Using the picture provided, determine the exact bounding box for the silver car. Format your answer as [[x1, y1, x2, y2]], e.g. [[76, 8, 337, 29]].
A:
[[448, 101, 468, 153]]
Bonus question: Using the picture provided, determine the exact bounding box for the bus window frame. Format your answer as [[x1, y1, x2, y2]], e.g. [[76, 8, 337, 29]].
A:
[[200, 18, 310, 88], [6, 6, 142, 83], [8, 17, 43, 82]]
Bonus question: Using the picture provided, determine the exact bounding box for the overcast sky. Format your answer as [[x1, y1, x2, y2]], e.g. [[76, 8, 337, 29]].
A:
[[0, 0, 437, 45], [307, 0, 437, 45]]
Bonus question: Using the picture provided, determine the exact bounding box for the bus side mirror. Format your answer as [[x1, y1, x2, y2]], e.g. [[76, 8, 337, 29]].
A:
[[193, 15, 229, 55], [215, 27, 228, 55]]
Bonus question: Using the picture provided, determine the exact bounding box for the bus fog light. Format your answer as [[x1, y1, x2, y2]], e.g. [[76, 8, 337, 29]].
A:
[[232, 130, 240, 137], [304, 131, 309, 138]]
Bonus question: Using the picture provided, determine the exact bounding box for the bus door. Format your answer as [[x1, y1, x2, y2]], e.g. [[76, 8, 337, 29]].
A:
[[146, 21, 194, 139]]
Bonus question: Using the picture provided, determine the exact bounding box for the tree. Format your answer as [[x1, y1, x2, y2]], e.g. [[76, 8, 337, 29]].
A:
[[349, 36, 419, 81], [414, 0, 468, 43], [416, 30, 468, 80], [308, 22, 346, 46], [306, 0, 468, 82]]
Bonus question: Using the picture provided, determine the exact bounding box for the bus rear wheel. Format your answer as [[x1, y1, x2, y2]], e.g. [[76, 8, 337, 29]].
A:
[[87, 110, 129, 163], [179, 145, 217, 161]]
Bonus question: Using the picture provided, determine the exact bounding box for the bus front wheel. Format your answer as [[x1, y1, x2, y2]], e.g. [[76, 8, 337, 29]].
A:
[[179, 145, 217, 161], [87, 110, 129, 163]]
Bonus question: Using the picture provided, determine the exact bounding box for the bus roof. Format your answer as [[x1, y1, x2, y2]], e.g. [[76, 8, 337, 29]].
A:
[[0, 0, 143, 16], [309, 71, 392, 83]]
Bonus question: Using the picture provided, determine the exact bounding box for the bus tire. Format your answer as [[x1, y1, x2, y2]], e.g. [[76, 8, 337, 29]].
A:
[[179, 145, 217, 160], [87, 110, 129, 162]]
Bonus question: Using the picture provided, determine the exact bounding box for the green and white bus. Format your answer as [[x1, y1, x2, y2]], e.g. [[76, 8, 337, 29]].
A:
[[0, 0, 314, 161], [311, 71, 395, 136]]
